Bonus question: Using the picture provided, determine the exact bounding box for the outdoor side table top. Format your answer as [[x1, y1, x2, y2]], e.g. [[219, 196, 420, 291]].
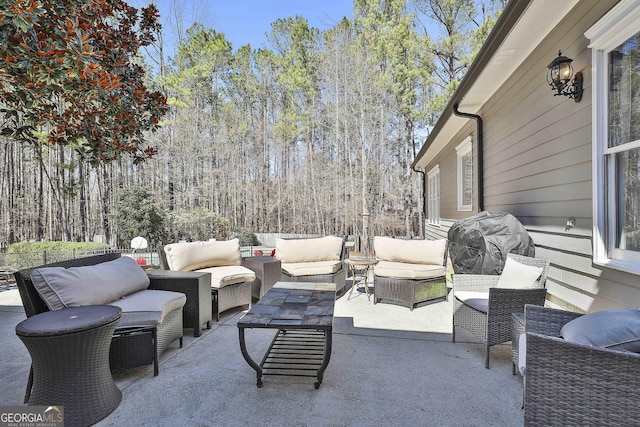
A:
[[237, 281, 335, 389], [242, 256, 282, 301], [16, 305, 122, 427]]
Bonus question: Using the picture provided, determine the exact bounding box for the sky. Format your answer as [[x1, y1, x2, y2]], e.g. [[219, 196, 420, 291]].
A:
[[130, 0, 355, 54]]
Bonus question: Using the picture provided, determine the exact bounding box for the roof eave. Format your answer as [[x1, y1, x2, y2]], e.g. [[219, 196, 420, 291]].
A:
[[412, 0, 532, 169]]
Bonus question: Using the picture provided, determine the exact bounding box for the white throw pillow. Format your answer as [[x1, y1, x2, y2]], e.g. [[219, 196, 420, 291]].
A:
[[495, 257, 543, 289]]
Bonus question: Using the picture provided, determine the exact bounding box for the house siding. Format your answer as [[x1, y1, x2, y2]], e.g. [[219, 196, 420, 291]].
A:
[[423, 0, 640, 312]]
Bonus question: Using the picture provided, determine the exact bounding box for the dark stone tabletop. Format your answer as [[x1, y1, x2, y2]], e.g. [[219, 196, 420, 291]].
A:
[[237, 282, 335, 329]]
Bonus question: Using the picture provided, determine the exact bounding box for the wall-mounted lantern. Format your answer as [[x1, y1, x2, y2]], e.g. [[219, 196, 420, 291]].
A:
[[547, 51, 583, 102]]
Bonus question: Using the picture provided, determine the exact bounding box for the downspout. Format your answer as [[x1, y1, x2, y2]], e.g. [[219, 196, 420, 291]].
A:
[[412, 127, 426, 239], [411, 165, 426, 239], [453, 104, 484, 212]]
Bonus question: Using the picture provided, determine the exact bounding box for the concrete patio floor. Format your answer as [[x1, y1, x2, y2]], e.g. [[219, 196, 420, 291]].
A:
[[0, 282, 524, 426]]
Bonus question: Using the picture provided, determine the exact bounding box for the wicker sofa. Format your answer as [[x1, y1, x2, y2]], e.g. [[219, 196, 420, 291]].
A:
[[14, 253, 187, 401], [275, 236, 346, 294], [523, 304, 640, 426], [162, 239, 255, 320], [372, 236, 448, 310]]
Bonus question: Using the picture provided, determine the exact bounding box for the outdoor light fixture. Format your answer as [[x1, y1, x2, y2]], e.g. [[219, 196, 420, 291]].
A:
[[547, 50, 583, 102]]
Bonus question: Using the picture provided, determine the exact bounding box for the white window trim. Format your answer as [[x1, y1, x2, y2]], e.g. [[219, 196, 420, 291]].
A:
[[455, 136, 473, 212], [427, 164, 440, 226], [586, 0, 640, 275]]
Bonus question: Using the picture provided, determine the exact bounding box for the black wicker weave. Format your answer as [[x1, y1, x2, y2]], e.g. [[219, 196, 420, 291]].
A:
[[452, 253, 549, 368], [16, 305, 122, 427], [523, 304, 640, 426], [147, 269, 212, 336], [13, 253, 184, 379]]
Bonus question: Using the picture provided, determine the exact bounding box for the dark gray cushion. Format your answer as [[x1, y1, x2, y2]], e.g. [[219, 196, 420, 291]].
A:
[[455, 291, 489, 313], [560, 308, 640, 353], [30, 256, 150, 310]]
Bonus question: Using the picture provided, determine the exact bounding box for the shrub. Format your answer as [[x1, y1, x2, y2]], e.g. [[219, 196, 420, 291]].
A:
[[6, 241, 110, 270], [231, 228, 259, 246]]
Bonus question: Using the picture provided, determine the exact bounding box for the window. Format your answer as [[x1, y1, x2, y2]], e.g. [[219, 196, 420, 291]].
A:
[[456, 137, 473, 211], [586, 0, 640, 274], [427, 165, 440, 226]]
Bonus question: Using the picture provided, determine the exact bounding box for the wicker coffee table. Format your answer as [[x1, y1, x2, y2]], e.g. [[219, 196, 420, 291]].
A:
[[237, 281, 335, 389], [16, 305, 122, 426]]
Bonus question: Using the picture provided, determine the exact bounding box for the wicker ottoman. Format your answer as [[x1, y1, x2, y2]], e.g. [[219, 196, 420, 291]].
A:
[[16, 305, 122, 426]]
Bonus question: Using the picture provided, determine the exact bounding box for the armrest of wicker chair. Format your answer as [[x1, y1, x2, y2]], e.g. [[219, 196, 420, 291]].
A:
[[488, 288, 547, 317], [524, 304, 583, 337], [485, 288, 546, 348]]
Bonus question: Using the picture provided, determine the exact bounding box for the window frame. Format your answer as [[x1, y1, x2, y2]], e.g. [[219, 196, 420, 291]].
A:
[[586, 0, 640, 275], [427, 164, 440, 226], [455, 136, 473, 212]]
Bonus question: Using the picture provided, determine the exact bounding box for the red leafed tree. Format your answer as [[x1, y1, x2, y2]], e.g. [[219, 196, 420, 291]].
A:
[[0, 0, 167, 164]]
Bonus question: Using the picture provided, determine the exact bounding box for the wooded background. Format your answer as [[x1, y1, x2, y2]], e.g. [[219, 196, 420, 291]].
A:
[[0, 0, 505, 247]]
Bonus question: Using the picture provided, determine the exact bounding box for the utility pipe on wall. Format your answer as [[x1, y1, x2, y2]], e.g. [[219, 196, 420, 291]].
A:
[[453, 104, 484, 212]]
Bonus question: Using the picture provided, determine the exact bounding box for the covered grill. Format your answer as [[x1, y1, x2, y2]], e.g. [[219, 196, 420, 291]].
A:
[[447, 211, 535, 274]]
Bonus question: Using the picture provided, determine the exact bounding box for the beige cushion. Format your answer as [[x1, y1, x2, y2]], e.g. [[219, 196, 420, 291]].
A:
[[30, 256, 150, 310], [110, 289, 186, 327], [496, 257, 543, 289], [196, 265, 256, 289], [164, 239, 241, 271], [374, 260, 446, 280], [281, 260, 342, 277], [373, 237, 446, 265], [275, 236, 343, 263]]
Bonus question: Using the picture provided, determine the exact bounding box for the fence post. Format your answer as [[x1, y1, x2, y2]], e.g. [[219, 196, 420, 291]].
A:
[[43, 251, 47, 266]]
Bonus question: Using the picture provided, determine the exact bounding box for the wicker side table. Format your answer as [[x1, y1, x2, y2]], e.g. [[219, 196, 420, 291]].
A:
[[511, 312, 525, 376], [16, 305, 122, 427], [242, 256, 282, 302], [147, 270, 212, 337]]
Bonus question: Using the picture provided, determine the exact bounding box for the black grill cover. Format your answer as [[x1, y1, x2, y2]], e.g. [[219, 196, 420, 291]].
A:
[[447, 211, 535, 274]]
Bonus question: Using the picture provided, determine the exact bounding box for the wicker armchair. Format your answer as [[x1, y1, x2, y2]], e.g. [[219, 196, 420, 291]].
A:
[[523, 304, 640, 426], [276, 236, 346, 294], [452, 253, 549, 368], [160, 240, 255, 321], [373, 237, 449, 310]]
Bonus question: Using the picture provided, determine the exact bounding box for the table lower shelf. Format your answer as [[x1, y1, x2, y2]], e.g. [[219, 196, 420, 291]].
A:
[[239, 328, 332, 389]]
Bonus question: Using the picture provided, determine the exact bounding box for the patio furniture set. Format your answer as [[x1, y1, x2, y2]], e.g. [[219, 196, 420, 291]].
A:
[[12, 234, 639, 424]]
